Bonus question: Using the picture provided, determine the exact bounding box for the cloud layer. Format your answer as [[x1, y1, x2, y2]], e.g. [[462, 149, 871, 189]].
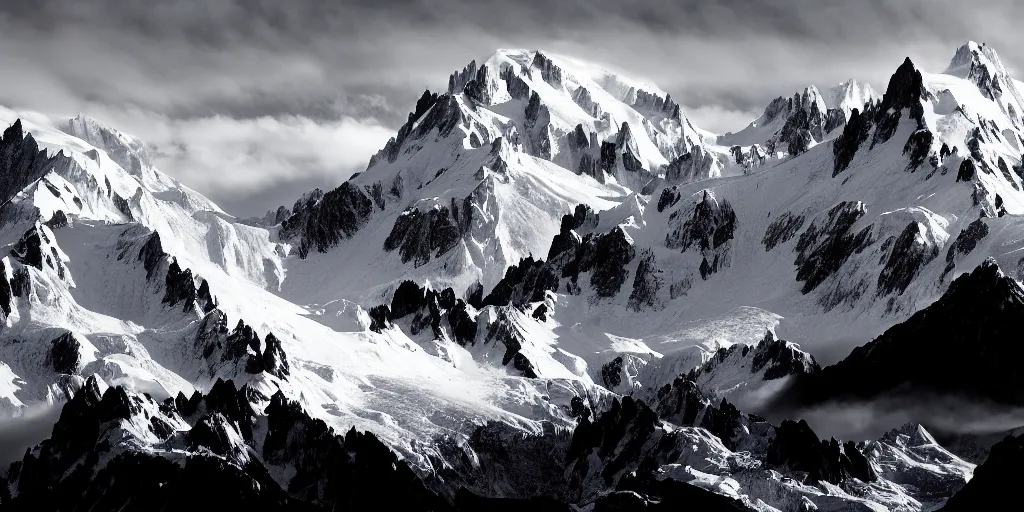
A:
[[0, 0, 1021, 215]]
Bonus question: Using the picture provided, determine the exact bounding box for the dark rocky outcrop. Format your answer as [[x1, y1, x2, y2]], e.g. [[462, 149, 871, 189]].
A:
[[383, 197, 472, 267], [665, 191, 737, 253], [956, 158, 976, 182], [876, 221, 939, 296], [794, 201, 873, 293], [293, 182, 374, 258], [0, 259, 12, 318], [781, 259, 1024, 406], [485, 308, 538, 378], [902, 129, 935, 171], [502, 66, 532, 100], [48, 331, 83, 374], [871, 57, 928, 149], [44, 210, 69, 229], [192, 311, 292, 380], [10, 225, 45, 270], [832, 107, 872, 176], [664, 147, 716, 184], [940, 433, 1024, 511], [0, 377, 450, 511], [263, 391, 453, 510], [762, 212, 805, 251], [766, 419, 876, 484], [627, 249, 663, 312], [369, 281, 479, 347], [532, 52, 564, 88], [686, 331, 820, 393], [942, 218, 989, 277], [483, 205, 634, 305], [112, 191, 134, 221], [1, 119, 67, 206]]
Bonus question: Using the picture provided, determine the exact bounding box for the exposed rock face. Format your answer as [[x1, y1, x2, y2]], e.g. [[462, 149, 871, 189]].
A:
[[383, 197, 472, 267], [692, 331, 821, 386], [448, 60, 478, 95], [11, 223, 67, 280], [956, 158, 977, 182], [482, 204, 635, 304], [632, 89, 680, 119], [0, 377, 450, 511], [524, 91, 553, 160], [263, 391, 453, 510], [664, 146, 717, 184], [666, 191, 737, 253], [833, 58, 932, 177], [370, 280, 479, 346], [0, 259, 12, 318], [762, 212, 805, 251], [940, 433, 1024, 511], [794, 201, 873, 293], [943, 218, 989, 276], [289, 182, 375, 258], [903, 129, 935, 171], [193, 310, 292, 380], [783, 259, 1024, 406], [832, 108, 872, 176], [572, 87, 602, 117], [48, 331, 83, 374], [665, 190, 736, 280], [1, 120, 68, 206], [766, 419, 876, 484], [484, 308, 539, 378], [163, 259, 216, 313], [628, 249, 663, 312], [876, 221, 940, 296], [532, 52, 564, 89], [872, 57, 929, 148]]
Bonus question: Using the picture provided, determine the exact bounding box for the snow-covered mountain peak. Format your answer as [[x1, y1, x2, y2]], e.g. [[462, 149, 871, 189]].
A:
[[945, 41, 1008, 78], [940, 41, 1024, 128], [824, 78, 881, 117]]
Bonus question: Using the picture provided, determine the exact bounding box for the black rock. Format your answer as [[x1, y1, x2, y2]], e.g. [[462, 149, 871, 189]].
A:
[[783, 259, 1024, 406], [48, 331, 82, 374], [877, 221, 939, 296], [943, 218, 989, 277], [11, 225, 45, 269], [832, 107, 871, 176], [294, 182, 374, 258], [762, 212, 805, 251], [940, 434, 1024, 511], [261, 332, 291, 379], [0, 119, 68, 206], [794, 201, 873, 294], [902, 129, 934, 171], [0, 259, 12, 317], [665, 190, 737, 253], [956, 158, 977, 182], [766, 419, 876, 484]]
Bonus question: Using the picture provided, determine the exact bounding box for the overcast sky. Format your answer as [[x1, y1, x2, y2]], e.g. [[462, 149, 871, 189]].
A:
[[0, 0, 1020, 217]]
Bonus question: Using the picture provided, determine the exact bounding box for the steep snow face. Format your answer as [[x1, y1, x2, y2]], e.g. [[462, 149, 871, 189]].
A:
[[944, 41, 1024, 129], [824, 79, 882, 118]]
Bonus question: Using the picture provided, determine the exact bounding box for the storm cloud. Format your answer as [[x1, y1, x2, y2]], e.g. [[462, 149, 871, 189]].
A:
[[0, 0, 1020, 215]]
